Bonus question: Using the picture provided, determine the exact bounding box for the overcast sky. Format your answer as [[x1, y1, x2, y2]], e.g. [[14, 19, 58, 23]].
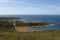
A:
[[0, 0, 60, 15]]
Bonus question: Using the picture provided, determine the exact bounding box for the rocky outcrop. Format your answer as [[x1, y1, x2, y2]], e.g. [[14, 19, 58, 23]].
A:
[[15, 22, 51, 26]]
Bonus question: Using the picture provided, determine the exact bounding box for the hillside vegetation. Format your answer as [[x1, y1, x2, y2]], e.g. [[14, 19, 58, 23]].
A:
[[0, 20, 60, 40], [0, 30, 60, 40]]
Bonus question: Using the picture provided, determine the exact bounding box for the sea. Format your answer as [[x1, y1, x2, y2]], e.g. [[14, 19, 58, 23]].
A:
[[1, 15, 60, 31]]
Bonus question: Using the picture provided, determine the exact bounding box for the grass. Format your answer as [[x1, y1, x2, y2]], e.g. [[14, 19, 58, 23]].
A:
[[0, 30, 60, 40]]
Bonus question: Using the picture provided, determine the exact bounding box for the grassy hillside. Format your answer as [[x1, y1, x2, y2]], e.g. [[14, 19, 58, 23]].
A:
[[0, 30, 60, 40]]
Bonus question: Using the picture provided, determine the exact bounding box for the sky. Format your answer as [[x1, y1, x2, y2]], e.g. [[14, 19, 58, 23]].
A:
[[0, 0, 60, 15]]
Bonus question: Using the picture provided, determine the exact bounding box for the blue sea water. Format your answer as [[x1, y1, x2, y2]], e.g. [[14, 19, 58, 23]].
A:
[[1, 15, 60, 31], [18, 15, 60, 31]]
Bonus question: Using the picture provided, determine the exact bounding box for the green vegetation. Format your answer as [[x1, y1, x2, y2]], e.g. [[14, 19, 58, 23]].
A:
[[0, 20, 60, 40], [0, 30, 60, 40], [0, 21, 13, 27]]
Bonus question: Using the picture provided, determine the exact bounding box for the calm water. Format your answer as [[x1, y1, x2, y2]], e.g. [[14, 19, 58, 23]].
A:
[[1, 15, 60, 31]]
